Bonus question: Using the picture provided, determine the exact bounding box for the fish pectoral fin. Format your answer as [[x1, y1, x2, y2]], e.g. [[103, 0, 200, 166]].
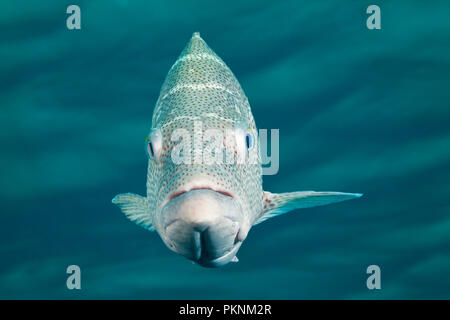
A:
[[254, 191, 363, 225], [112, 193, 155, 231]]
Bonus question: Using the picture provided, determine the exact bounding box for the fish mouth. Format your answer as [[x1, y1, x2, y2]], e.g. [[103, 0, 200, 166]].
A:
[[159, 188, 245, 267]]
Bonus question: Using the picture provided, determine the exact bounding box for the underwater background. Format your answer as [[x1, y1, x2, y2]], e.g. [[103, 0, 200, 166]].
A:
[[1, 0, 449, 299]]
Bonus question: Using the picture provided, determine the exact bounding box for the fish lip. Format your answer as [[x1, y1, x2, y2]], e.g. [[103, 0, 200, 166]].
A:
[[163, 186, 235, 207], [160, 187, 239, 231]]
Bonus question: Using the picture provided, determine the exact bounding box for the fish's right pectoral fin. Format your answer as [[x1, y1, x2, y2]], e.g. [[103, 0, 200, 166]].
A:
[[112, 193, 155, 231], [255, 191, 363, 225]]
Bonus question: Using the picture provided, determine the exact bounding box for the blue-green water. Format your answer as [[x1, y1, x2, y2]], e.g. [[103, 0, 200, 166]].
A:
[[1, 0, 449, 299]]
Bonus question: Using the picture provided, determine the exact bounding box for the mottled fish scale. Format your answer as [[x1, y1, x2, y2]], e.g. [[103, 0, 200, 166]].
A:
[[153, 33, 251, 126]]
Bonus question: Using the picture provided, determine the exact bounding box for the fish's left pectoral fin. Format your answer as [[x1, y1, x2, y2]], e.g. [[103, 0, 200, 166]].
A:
[[112, 193, 155, 231], [255, 191, 363, 225]]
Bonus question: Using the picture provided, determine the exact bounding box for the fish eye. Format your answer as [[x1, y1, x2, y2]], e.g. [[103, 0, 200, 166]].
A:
[[245, 132, 255, 150], [145, 129, 162, 161], [234, 121, 256, 159], [146, 140, 154, 158]]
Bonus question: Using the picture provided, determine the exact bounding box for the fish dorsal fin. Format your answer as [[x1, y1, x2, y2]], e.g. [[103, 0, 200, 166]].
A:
[[112, 193, 155, 231], [255, 191, 363, 225], [181, 32, 216, 57]]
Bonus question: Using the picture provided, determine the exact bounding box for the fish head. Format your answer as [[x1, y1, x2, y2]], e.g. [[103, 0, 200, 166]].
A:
[[148, 121, 256, 267]]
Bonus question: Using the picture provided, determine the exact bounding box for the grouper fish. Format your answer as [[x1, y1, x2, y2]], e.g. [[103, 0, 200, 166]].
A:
[[112, 32, 362, 267]]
